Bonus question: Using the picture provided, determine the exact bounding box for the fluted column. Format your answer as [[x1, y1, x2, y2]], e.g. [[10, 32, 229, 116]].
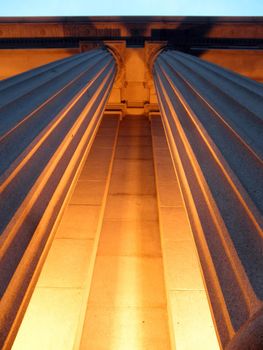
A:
[[0, 47, 116, 348], [153, 50, 263, 349]]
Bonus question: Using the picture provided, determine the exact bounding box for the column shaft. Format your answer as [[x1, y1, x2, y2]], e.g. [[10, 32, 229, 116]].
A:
[[0, 48, 116, 349], [153, 49, 263, 349]]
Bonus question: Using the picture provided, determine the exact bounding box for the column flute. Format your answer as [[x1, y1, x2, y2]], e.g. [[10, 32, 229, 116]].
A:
[[0, 47, 116, 349], [153, 49, 263, 349]]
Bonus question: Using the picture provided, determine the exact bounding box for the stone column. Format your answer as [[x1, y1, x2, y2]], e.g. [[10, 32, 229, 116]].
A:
[[0, 47, 116, 349], [153, 49, 263, 349]]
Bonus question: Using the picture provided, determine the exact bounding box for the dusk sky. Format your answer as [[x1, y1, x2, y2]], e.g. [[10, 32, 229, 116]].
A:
[[0, 0, 263, 16]]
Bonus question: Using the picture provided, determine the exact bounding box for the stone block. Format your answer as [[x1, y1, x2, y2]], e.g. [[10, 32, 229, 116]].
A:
[[56, 205, 100, 239], [104, 194, 158, 221], [169, 290, 219, 350], [37, 238, 93, 288], [80, 306, 171, 350], [159, 207, 193, 242], [114, 145, 153, 160], [88, 256, 167, 307], [109, 159, 155, 195], [70, 180, 105, 205], [12, 288, 82, 350], [97, 220, 161, 257]]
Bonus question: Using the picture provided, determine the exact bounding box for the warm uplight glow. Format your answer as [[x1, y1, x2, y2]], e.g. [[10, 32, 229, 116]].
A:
[[12, 115, 219, 350], [12, 288, 82, 350], [109, 259, 143, 350]]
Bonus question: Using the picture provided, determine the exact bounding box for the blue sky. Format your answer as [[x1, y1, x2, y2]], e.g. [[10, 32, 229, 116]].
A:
[[0, 0, 262, 16]]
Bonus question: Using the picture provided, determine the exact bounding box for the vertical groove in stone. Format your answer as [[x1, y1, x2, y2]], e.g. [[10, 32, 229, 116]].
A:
[[153, 49, 263, 349], [80, 116, 171, 350]]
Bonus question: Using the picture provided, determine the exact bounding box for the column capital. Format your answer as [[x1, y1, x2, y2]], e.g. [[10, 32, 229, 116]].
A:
[[144, 41, 167, 72]]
